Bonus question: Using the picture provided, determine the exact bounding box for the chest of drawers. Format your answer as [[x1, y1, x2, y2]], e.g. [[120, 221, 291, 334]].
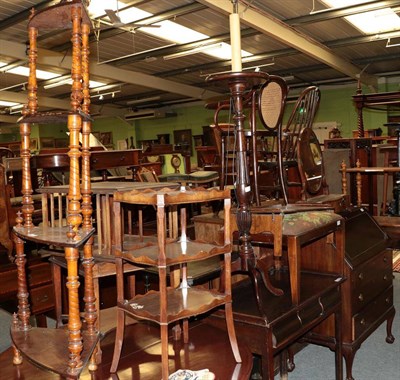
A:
[[310, 208, 395, 380]]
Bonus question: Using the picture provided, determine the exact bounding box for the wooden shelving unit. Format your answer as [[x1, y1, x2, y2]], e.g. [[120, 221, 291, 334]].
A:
[[10, 2, 100, 378], [110, 186, 241, 379]]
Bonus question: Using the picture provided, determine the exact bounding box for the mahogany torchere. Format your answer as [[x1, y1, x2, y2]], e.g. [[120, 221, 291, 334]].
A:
[[205, 72, 275, 288], [10, 2, 99, 378]]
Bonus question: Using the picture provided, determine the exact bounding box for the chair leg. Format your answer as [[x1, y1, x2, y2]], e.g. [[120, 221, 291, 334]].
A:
[[110, 307, 126, 373], [161, 324, 169, 380], [224, 302, 242, 363]]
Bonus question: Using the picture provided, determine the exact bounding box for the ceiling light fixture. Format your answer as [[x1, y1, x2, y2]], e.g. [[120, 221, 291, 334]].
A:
[[9, 104, 24, 114], [386, 37, 400, 47], [163, 43, 223, 60], [44, 78, 106, 90], [200, 62, 275, 77], [98, 44, 175, 65], [0, 100, 19, 107], [43, 78, 72, 89], [320, 0, 400, 34], [126, 96, 161, 105], [91, 89, 121, 99]]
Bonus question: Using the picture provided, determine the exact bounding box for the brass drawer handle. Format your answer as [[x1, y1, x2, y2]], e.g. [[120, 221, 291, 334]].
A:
[[360, 318, 366, 325], [358, 272, 364, 280], [358, 293, 364, 302], [38, 294, 49, 303], [383, 256, 388, 263], [318, 297, 325, 316], [383, 274, 388, 281], [386, 297, 391, 304]]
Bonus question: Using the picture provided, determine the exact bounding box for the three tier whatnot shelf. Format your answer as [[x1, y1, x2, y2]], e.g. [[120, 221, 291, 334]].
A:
[[110, 186, 242, 379], [11, 1, 100, 378]]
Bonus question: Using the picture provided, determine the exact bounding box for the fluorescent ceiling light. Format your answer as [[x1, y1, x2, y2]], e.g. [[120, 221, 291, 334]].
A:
[[44, 78, 106, 89], [2, 59, 105, 88], [0, 100, 19, 107], [88, 2, 252, 61], [91, 90, 121, 99], [321, 0, 400, 34], [7, 66, 61, 80]]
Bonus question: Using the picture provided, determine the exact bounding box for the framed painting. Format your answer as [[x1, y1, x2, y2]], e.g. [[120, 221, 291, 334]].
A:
[[30, 138, 38, 151], [100, 132, 113, 146], [40, 137, 55, 149], [55, 138, 69, 148], [174, 129, 192, 155]]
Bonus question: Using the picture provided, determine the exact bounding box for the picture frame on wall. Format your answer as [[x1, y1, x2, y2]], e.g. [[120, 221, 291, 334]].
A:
[[30, 138, 38, 151], [117, 139, 128, 150], [174, 129, 192, 155], [55, 138, 69, 148], [100, 132, 113, 146], [40, 137, 55, 149]]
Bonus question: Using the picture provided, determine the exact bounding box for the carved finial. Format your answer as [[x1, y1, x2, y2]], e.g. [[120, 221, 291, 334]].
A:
[[12, 313, 19, 330], [15, 211, 23, 227], [66, 224, 76, 241]]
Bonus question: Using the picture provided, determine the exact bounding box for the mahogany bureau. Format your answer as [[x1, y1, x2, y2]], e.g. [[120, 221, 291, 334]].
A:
[[307, 207, 395, 380]]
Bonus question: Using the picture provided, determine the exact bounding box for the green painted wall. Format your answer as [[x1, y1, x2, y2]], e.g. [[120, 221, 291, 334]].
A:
[[2, 82, 399, 150], [132, 104, 215, 144]]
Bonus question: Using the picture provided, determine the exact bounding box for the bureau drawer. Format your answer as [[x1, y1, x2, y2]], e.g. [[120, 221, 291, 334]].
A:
[[352, 286, 393, 341], [274, 286, 341, 347], [0, 261, 52, 299], [351, 250, 392, 314], [30, 284, 55, 314]]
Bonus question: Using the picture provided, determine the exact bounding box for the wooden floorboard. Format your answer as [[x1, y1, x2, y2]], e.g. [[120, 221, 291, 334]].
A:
[[0, 321, 252, 379]]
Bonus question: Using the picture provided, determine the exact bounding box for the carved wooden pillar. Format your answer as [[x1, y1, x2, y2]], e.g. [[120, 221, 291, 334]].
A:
[[206, 73, 268, 268], [65, 5, 84, 373], [80, 21, 98, 369], [355, 81, 365, 138]]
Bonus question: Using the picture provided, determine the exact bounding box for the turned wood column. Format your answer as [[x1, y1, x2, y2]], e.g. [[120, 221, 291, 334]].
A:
[[65, 5, 84, 373], [206, 72, 268, 270]]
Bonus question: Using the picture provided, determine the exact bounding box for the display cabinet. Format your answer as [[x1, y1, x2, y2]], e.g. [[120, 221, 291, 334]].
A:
[[110, 186, 241, 379]]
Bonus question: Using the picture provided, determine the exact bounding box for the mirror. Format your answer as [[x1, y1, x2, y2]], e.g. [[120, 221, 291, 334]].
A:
[[298, 127, 323, 195]]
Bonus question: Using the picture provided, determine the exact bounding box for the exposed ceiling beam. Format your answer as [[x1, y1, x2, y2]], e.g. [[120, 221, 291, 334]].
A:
[[287, 0, 400, 25], [112, 28, 258, 67], [160, 29, 400, 78], [196, 0, 378, 89], [0, 114, 18, 124], [0, 90, 124, 117], [0, 39, 220, 101]]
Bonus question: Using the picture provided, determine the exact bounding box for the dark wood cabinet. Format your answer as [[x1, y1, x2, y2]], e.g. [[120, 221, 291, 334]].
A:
[[0, 258, 54, 319], [308, 208, 395, 380]]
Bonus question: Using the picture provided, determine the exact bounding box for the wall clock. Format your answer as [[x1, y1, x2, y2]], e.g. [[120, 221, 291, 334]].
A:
[[171, 154, 181, 173]]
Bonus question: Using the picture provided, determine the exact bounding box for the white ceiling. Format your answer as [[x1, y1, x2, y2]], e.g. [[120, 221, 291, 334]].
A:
[[0, 0, 399, 125]]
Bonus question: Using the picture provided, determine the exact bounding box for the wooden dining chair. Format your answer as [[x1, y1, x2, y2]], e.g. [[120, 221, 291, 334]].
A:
[[253, 75, 289, 205], [279, 86, 321, 203], [137, 166, 159, 182]]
